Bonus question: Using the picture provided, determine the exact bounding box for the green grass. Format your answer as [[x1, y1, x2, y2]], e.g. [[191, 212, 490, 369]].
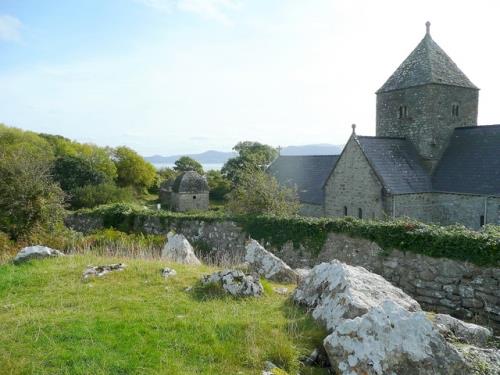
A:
[[0, 255, 327, 375]]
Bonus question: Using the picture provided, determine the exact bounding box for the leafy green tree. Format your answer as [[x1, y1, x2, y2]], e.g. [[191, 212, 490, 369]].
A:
[[222, 141, 278, 184], [173, 156, 204, 175], [113, 146, 156, 191], [206, 170, 231, 201], [71, 183, 136, 209], [226, 170, 299, 216], [0, 146, 65, 239], [52, 155, 107, 192]]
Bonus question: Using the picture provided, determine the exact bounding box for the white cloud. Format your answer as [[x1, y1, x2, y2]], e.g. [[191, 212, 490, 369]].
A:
[[135, 0, 240, 24], [134, 0, 174, 13], [177, 0, 240, 24], [0, 14, 22, 42]]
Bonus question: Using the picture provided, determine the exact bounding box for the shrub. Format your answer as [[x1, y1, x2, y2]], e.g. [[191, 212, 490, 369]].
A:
[[70, 183, 136, 209]]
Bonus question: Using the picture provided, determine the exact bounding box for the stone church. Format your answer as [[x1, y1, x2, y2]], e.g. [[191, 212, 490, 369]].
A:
[[268, 23, 500, 229]]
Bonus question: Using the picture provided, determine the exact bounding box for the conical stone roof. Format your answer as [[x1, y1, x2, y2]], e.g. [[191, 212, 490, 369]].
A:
[[377, 23, 478, 93]]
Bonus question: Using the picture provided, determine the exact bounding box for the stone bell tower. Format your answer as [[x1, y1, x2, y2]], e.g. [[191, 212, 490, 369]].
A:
[[376, 22, 479, 170]]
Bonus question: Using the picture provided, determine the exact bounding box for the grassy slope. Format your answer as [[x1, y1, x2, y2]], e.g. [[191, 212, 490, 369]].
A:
[[0, 255, 326, 375]]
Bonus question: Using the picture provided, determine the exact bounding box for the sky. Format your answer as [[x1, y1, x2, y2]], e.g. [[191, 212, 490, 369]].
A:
[[1, 0, 500, 156]]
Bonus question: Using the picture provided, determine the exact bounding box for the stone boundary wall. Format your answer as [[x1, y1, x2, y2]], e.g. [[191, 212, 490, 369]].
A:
[[66, 215, 500, 332]]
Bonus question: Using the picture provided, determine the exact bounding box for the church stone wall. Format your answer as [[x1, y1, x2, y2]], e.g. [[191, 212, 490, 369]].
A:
[[324, 137, 387, 219], [376, 85, 478, 169], [393, 193, 500, 229]]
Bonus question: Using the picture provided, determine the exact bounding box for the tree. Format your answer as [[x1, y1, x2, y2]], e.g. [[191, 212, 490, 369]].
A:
[[0, 146, 65, 239], [52, 155, 107, 192], [222, 141, 278, 184], [173, 156, 204, 175], [113, 146, 156, 191], [206, 170, 231, 201], [226, 170, 299, 216]]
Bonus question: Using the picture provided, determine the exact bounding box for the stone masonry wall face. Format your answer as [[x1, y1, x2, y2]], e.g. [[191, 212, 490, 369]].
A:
[[172, 192, 209, 212], [324, 138, 386, 219], [299, 203, 324, 217], [66, 215, 500, 332], [376, 85, 478, 168], [393, 193, 500, 230]]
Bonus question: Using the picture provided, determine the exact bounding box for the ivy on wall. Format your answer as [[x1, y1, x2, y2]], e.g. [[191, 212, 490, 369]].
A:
[[73, 203, 500, 267]]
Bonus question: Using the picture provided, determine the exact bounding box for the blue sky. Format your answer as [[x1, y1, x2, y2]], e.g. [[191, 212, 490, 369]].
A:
[[1, 0, 500, 155]]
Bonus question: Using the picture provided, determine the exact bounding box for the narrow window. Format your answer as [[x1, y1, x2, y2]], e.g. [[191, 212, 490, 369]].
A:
[[398, 105, 408, 119], [452, 104, 460, 118], [358, 208, 363, 219], [343, 206, 348, 216], [480, 215, 485, 227]]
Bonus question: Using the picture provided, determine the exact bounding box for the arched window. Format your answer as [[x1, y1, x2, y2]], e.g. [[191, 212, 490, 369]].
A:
[[343, 206, 348, 216], [452, 104, 459, 117], [358, 208, 363, 219]]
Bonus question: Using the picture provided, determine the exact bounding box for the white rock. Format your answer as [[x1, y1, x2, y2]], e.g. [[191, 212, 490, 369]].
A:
[[433, 313, 492, 347], [293, 260, 420, 331], [244, 239, 298, 282], [82, 263, 126, 279], [13, 245, 64, 264], [162, 231, 201, 265], [324, 300, 468, 375], [202, 270, 263, 297], [455, 345, 500, 375], [161, 267, 177, 278]]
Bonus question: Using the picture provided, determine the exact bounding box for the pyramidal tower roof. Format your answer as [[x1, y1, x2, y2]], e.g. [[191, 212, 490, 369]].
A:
[[377, 22, 478, 93]]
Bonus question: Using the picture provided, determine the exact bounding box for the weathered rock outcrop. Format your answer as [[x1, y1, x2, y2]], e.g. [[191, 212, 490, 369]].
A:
[[82, 263, 126, 279], [293, 260, 420, 331], [201, 270, 263, 297], [433, 313, 492, 347], [323, 300, 468, 375], [162, 232, 201, 265], [245, 239, 298, 283], [456, 345, 500, 375], [13, 245, 64, 264]]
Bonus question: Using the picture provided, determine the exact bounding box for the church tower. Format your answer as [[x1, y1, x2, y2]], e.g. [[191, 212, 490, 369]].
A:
[[376, 22, 479, 170]]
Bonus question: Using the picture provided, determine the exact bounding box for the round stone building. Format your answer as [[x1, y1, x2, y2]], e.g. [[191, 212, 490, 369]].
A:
[[160, 171, 209, 212]]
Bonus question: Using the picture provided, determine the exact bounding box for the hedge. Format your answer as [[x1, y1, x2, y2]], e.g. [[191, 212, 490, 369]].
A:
[[71, 203, 500, 267]]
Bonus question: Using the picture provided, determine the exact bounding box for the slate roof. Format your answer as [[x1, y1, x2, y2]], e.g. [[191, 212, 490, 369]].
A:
[[267, 155, 339, 204], [172, 171, 209, 193], [377, 30, 477, 93], [356, 136, 433, 194], [432, 125, 500, 195]]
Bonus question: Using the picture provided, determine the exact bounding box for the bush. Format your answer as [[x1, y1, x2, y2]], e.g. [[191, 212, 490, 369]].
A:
[[0, 146, 65, 239], [70, 184, 136, 209]]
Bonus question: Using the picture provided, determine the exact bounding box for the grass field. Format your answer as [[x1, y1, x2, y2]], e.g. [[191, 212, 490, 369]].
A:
[[0, 255, 327, 375]]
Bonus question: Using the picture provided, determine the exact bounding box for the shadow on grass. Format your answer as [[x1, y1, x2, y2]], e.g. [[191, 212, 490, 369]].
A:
[[189, 280, 231, 301]]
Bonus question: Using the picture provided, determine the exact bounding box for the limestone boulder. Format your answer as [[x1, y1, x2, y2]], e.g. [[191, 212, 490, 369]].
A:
[[245, 239, 298, 283], [161, 267, 177, 278], [82, 263, 126, 279], [455, 345, 500, 375], [202, 270, 263, 297], [13, 245, 64, 264], [293, 260, 420, 331], [433, 313, 492, 347], [324, 300, 468, 375], [162, 232, 201, 265]]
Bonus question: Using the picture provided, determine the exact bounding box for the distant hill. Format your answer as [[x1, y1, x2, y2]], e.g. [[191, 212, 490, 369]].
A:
[[145, 144, 343, 164]]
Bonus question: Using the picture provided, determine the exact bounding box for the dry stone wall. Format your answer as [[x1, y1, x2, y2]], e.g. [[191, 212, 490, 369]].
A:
[[66, 215, 500, 332]]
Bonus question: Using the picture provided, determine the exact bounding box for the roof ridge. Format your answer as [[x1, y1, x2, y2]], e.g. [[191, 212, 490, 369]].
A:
[[357, 135, 406, 140]]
